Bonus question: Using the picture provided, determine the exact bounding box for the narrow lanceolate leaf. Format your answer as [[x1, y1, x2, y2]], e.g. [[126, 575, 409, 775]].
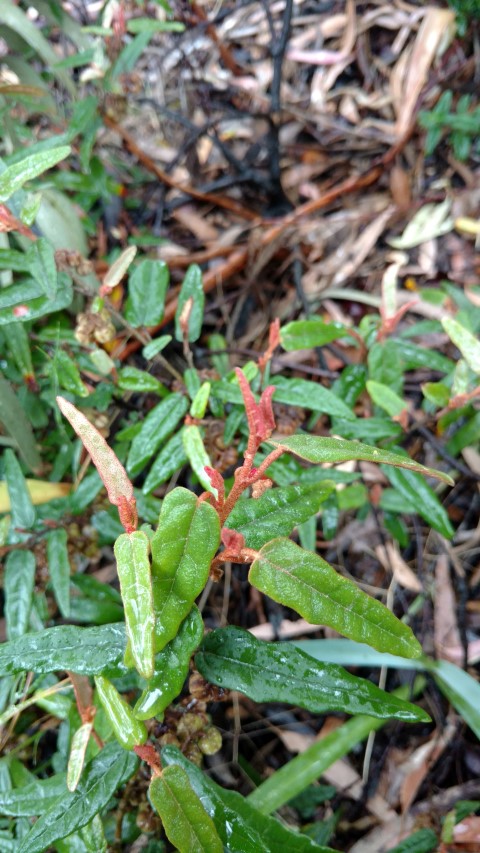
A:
[[426, 658, 480, 740], [135, 606, 204, 720], [17, 743, 138, 853], [249, 538, 422, 658], [0, 623, 126, 676], [0, 773, 68, 816], [272, 376, 355, 420], [26, 237, 57, 300], [270, 434, 454, 485], [142, 428, 188, 494], [182, 425, 215, 494], [46, 528, 71, 617], [383, 465, 454, 539], [175, 264, 204, 342], [126, 392, 188, 476], [280, 319, 352, 351], [196, 628, 429, 722], [4, 551, 36, 640], [114, 531, 154, 679], [161, 746, 336, 853], [56, 397, 137, 532], [150, 488, 220, 652], [94, 676, 147, 750], [442, 316, 480, 374], [0, 146, 71, 203], [149, 765, 223, 853], [0, 372, 41, 471], [225, 482, 335, 550], [67, 722, 93, 792], [4, 448, 36, 530]]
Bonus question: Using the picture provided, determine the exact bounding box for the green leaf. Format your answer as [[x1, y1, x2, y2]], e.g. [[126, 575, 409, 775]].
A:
[[0, 272, 73, 325], [249, 538, 422, 658], [331, 416, 402, 443], [94, 676, 147, 750], [46, 528, 72, 618], [161, 745, 338, 853], [150, 488, 220, 652], [142, 429, 188, 494], [385, 828, 438, 853], [422, 381, 450, 408], [26, 237, 57, 300], [182, 425, 214, 494], [427, 658, 480, 739], [126, 393, 188, 476], [0, 146, 71, 203], [383, 465, 454, 538], [247, 678, 426, 815], [280, 319, 352, 350], [17, 743, 138, 853], [272, 376, 355, 420], [125, 260, 169, 328], [442, 316, 480, 374], [196, 627, 429, 721], [270, 434, 454, 484], [67, 722, 93, 792], [4, 448, 36, 530], [4, 551, 36, 640], [117, 366, 167, 396], [53, 350, 88, 398], [385, 340, 454, 374], [225, 482, 335, 549], [190, 382, 211, 419], [0, 372, 41, 471], [0, 773, 68, 816], [0, 623, 126, 676], [366, 380, 407, 418], [149, 765, 223, 853], [4, 322, 35, 382], [114, 532, 155, 679], [126, 17, 184, 33], [292, 638, 426, 670], [175, 264, 204, 342], [135, 606, 204, 720]]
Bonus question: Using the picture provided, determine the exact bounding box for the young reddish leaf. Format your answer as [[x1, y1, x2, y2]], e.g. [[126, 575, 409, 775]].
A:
[[56, 396, 137, 532], [234, 369, 276, 444]]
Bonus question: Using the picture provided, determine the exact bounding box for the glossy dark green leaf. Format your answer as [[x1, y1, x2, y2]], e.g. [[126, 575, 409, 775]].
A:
[[46, 528, 72, 617], [117, 366, 167, 396], [4, 551, 36, 640], [4, 448, 36, 531], [175, 264, 204, 342], [94, 676, 147, 750], [150, 488, 220, 652], [17, 743, 138, 853], [225, 482, 335, 549], [280, 319, 352, 350], [149, 765, 223, 853], [383, 465, 454, 538], [270, 434, 453, 484], [0, 372, 41, 471], [196, 627, 429, 721], [124, 259, 169, 328], [161, 746, 338, 853], [135, 606, 204, 720], [142, 429, 188, 494], [127, 393, 188, 476], [272, 376, 355, 420], [385, 340, 453, 374], [0, 623, 126, 676], [0, 773, 68, 816], [249, 538, 422, 658], [26, 237, 57, 300], [247, 679, 426, 815]]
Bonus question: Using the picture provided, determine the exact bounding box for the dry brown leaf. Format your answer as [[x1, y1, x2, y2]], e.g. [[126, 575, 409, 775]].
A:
[[434, 554, 462, 662], [375, 543, 423, 593], [400, 724, 457, 813]]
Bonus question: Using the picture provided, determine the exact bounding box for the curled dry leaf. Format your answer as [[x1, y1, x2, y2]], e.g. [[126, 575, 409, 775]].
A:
[[56, 396, 137, 533]]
